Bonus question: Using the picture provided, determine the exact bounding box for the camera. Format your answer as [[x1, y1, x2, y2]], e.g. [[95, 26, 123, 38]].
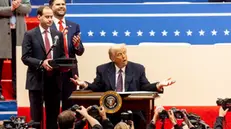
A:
[[87, 105, 101, 121], [70, 104, 101, 121], [158, 107, 184, 120], [216, 98, 231, 111], [3, 116, 39, 129], [121, 110, 133, 125], [187, 113, 210, 129], [70, 104, 82, 118], [158, 110, 169, 120], [171, 107, 184, 119]]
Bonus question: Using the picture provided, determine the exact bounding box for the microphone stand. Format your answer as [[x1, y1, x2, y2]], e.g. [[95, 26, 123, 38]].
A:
[[37, 44, 56, 129]]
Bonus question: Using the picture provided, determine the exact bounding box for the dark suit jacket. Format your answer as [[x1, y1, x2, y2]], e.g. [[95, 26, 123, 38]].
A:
[[21, 27, 65, 90], [88, 61, 160, 92], [214, 117, 223, 129], [51, 20, 85, 76]]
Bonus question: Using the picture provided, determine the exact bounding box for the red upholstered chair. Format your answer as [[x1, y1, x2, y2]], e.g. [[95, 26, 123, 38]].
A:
[[25, 17, 40, 30]]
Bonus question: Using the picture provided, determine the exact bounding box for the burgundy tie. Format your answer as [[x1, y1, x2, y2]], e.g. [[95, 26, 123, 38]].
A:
[[44, 30, 51, 59], [116, 69, 123, 92]]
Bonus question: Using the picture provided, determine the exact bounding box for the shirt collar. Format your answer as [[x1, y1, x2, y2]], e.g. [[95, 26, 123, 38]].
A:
[[53, 17, 66, 25], [39, 25, 50, 33], [115, 64, 126, 74]]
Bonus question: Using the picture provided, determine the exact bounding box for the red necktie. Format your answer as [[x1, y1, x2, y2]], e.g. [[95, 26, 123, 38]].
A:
[[44, 30, 51, 59], [58, 20, 69, 58], [116, 69, 123, 92]]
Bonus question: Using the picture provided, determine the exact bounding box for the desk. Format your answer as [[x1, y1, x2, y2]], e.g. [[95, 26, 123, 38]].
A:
[[70, 91, 158, 124]]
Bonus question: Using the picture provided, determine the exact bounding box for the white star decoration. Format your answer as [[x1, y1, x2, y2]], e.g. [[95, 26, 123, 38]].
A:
[[211, 29, 217, 36], [112, 30, 118, 36], [162, 30, 168, 36], [149, 30, 155, 36], [85, 29, 231, 37], [124, 30, 131, 37], [100, 30, 106, 36], [186, 30, 192, 36], [224, 29, 230, 36], [137, 30, 143, 36], [88, 30, 94, 37], [174, 30, 180, 36], [199, 30, 205, 36]]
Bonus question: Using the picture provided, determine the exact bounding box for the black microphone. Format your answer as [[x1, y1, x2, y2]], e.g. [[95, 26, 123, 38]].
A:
[[37, 35, 59, 70]]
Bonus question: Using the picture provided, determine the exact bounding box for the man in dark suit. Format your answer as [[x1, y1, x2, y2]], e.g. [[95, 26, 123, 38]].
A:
[[21, 6, 65, 129], [70, 44, 175, 128], [49, 0, 85, 111], [71, 44, 175, 92]]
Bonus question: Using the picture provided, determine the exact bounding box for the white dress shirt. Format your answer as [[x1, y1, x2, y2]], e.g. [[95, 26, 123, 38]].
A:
[[115, 65, 126, 92], [39, 25, 53, 59]]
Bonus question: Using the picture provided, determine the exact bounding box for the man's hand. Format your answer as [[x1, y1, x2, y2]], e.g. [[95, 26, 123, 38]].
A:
[[152, 106, 164, 124], [76, 106, 89, 117], [42, 59, 53, 71], [157, 78, 176, 91], [11, 0, 20, 11], [98, 106, 107, 120], [168, 110, 177, 125], [219, 106, 228, 117], [72, 34, 81, 48], [70, 74, 88, 88]]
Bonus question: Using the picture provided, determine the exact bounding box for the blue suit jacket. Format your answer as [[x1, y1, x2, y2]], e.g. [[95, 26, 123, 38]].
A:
[[88, 61, 160, 92], [51, 20, 84, 76]]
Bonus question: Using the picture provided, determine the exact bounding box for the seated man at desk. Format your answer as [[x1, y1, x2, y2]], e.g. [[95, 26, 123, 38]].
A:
[[70, 43, 175, 92], [70, 43, 175, 128]]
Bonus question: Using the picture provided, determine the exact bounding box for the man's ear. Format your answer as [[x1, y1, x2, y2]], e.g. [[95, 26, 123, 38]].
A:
[[37, 15, 41, 20]]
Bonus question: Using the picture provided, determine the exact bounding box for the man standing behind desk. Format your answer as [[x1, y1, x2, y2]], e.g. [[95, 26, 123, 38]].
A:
[[21, 6, 65, 129], [49, 0, 85, 111], [0, 0, 31, 99]]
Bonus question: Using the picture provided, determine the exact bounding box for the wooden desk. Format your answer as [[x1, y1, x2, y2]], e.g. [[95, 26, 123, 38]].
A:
[[70, 91, 158, 124]]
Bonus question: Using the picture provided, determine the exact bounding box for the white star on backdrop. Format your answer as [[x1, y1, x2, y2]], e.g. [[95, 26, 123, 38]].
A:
[[224, 29, 230, 36], [137, 30, 143, 36], [79, 32, 82, 35], [149, 30, 155, 36], [112, 30, 118, 36], [88, 30, 94, 37], [162, 30, 168, 36], [186, 30, 192, 36], [124, 30, 131, 37], [174, 30, 180, 36], [199, 30, 205, 36], [211, 29, 217, 36], [100, 30, 106, 36]]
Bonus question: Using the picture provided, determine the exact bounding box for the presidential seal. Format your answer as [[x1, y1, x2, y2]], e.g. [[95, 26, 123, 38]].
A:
[[100, 91, 122, 114]]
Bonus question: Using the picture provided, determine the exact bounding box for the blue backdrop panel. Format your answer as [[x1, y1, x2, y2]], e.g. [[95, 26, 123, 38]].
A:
[[64, 3, 231, 45], [0, 101, 17, 120]]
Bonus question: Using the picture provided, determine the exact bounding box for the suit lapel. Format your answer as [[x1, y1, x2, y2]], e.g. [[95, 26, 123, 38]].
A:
[[51, 23, 57, 31], [66, 20, 72, 49], [107, 63, 116, 90], [50, 29, 56, 58], [35, 27, 46, 54], [125, 62, 133, 91]]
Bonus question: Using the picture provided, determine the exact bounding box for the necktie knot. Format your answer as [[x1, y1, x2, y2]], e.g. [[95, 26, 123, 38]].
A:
[[119, 69, 123, 73], [58, 20, 63, 25], [44, 29, 49, 33]]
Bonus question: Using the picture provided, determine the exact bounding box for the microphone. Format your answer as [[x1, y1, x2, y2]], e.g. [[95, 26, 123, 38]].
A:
[[51, 35, 59, 48], [37, 35, 59, 70]]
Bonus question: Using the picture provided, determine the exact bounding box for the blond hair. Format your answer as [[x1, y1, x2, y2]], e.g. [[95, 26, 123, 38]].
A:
[[114, 122, 130, 129], [108, 44, 126, 61]]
